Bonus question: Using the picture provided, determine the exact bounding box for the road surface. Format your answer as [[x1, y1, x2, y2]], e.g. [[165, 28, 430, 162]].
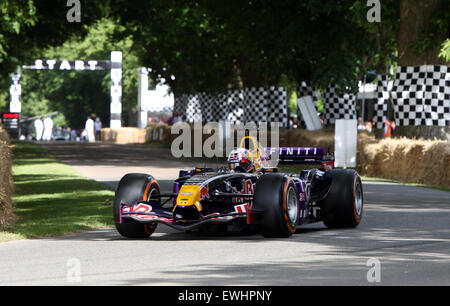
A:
[[0, 142, 449, 286]]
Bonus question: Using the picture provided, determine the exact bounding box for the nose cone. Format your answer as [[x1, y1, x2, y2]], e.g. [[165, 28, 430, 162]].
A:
[[176, 185, 203, 211]]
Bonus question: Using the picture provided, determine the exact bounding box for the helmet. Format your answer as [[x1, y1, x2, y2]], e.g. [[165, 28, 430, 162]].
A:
[[227, 148, 254, 173]]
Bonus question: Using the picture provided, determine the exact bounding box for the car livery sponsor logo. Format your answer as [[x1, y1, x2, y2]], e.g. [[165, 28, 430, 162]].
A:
[[232, 179, 255, 204], [234, 204, 249, 213], [130, 215, 171, 222], [122, 203, 152, 214], [199, 185, 210, 200], [180, 192, 193, 196]]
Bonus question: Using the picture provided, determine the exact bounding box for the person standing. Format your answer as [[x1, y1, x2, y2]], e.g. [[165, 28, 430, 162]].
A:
[[34, 117, 44, 141], [94, 117, 102, 141], [85, 116, 95, 142], [384, 118, 393, 138], [43, 116, 54, 141]]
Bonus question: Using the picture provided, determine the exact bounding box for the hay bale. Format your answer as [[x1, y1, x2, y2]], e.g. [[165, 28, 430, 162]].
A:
[[281, 128, 377, 151], [358, 138, 450, 188], [101, 127, 147, 144], [0, 125, 16, 229], [280, 128, 336, 149], [281, 128, 449, 188], [145, 123, 172, 144]]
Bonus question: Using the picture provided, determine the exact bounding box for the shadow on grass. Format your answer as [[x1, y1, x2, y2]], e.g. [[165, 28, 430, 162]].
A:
[[5, 140, 115, 240], [8, 193, 113, 239]]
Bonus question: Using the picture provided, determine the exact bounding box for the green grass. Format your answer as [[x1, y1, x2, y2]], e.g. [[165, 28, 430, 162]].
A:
[[0, 141, 115, 242]]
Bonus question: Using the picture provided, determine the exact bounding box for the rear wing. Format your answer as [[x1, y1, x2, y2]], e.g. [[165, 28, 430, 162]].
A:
[[265, 147, 335, 169], [238, 136, 334, 170]]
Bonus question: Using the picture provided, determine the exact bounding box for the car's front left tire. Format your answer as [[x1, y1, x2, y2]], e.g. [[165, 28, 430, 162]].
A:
[[113, 173, 160, 238], [320, 169, 364, 228]]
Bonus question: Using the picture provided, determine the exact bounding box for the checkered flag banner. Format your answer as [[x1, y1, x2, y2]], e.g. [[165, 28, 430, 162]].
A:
[[391, 65, 450, 127], [322, 84, 357, 125], [297, 82, 319, 105], [173, 87, 288, 127], [226, 90, 245, 124], [173, 94, 188, 120], [198, 92, 215, 123], [186, 94, 202, 122], [374, 75, 390, 129], [267, 86, 287, 126], [244, 87, 268, 124]]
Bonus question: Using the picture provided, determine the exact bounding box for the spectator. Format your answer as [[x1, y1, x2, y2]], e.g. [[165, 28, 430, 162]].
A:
[[365, 121, 373, 133], [357, 117, 366, 130], [384, 118, 393, 138], [318, 113, 325, 125], [85, 116, 95, 142], [42, 116, 53, 141], [95, 117, 102, 141], [168, 115, 175, 126], [390, 119, 396, 136], [34, 117, 44, 141], [173, 113, 183, 124], [69, 128, 77, 142]]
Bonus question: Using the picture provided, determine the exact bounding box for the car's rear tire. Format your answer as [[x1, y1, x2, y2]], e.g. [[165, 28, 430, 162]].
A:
[[253, 174, 299, 238], [113, 173, 160, 238], [321, 169, 363, 228]]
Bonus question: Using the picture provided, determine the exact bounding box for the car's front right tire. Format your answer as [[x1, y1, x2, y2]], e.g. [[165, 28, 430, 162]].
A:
[[253, 174, 299, 238]]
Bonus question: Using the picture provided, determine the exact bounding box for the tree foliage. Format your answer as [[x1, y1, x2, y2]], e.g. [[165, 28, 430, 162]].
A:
[[107, 0, 402, 94], [1, 0, 448, 128]]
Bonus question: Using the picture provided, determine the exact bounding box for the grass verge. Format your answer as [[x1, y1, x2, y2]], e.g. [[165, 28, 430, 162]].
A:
[[0, 141, 114, 242]]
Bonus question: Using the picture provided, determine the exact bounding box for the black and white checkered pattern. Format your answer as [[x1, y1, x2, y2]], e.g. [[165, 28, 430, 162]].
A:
[[374, 75, 390, 129], [226, 90, 245, 124], [198, 92, 215, 123], [391, 65, 450, 127], [244, 87, 268, 123], [214, 93, 228, 121], [173, 94, 188, 120], [297, 82, 319, 105], [322, 84, 357, 125], [186, 94, 202, 122], [173, 87, 287, 127], [267, 86, 287, 126]]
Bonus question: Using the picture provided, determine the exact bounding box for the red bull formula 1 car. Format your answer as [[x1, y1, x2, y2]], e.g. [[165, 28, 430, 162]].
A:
[[114, 137, 364, 238]]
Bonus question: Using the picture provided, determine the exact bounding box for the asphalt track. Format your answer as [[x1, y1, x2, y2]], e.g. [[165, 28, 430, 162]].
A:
[[0, 141, 449, 286]]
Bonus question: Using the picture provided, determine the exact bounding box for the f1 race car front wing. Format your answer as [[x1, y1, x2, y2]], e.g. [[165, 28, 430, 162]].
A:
[[120, 202, 248, 231]]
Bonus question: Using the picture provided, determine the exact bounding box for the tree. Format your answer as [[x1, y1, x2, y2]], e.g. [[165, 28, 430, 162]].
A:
[[109, 0, 397, 95], [398, 0, 449, 66], [0, 0, 107, 111]]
